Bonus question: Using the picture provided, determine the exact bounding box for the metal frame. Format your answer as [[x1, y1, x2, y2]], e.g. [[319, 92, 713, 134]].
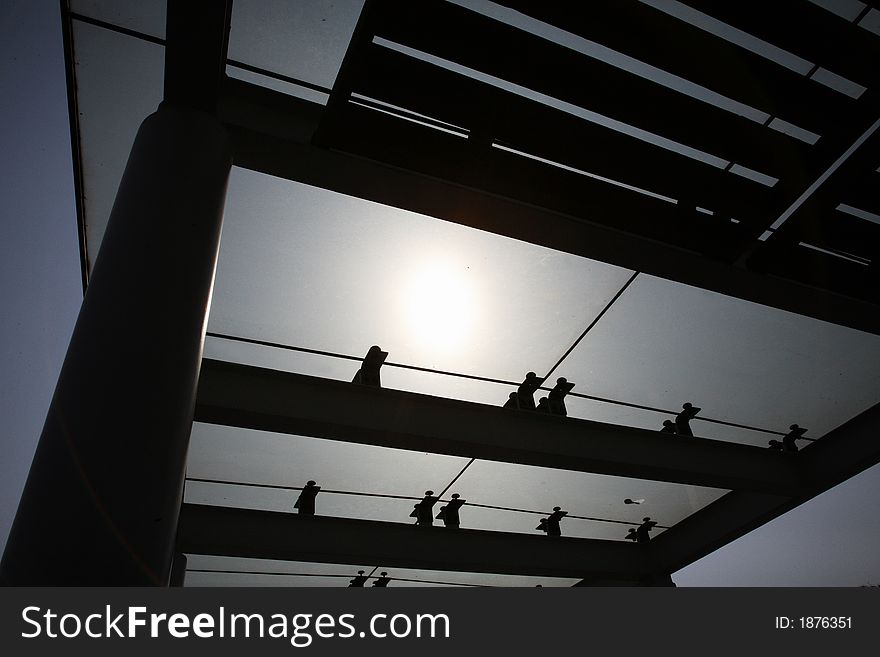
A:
[[37, 0, 880, 585]]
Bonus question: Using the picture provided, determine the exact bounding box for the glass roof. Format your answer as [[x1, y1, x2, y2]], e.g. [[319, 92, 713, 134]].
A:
[[65, 2, 880, 586], [227, 0, 365, 90], [208, 167, 635, 386], [185, 423, 723, 542], [554, 274, 880, 441]]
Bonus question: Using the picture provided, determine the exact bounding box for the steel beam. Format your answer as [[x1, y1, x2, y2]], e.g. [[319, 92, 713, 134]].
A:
[[177, 503, 651, 580], [195, 359, 804, 495]]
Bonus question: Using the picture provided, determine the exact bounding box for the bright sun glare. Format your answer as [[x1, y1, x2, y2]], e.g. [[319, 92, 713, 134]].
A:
[[403, 261, 477, 352]]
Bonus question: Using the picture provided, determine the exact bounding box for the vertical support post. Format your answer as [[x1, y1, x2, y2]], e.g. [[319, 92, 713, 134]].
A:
[[0, 0, 232, 584]]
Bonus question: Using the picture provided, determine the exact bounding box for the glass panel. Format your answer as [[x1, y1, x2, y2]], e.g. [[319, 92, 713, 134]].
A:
[[70, 0, 166, 39], [458, 503, 653, 542], [72, 22, 164, 266], [203, 336, 514, 406], [225, 64, 330, 105], [203, 336, 357, 381], [553, 275, 880, 440], [564, 396, 780, 447], [450, 460, 727, 532], [209, 167, 636, 386], [227, 0, 365, 90], [187, 423, 469, 500]]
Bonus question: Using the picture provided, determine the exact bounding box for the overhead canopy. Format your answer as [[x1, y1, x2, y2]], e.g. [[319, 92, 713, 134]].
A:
[[62, 0, 880, 586]]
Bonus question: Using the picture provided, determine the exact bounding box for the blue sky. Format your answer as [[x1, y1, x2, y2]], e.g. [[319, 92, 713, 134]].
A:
[[2, 0, 879, 586]]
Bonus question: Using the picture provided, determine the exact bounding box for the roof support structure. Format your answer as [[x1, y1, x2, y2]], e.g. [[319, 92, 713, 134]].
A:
[[177, 503, 653, 581], [195, 359, 803, 496]]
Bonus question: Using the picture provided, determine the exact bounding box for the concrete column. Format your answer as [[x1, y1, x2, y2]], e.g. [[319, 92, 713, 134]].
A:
[[1, 103, 232, 584]]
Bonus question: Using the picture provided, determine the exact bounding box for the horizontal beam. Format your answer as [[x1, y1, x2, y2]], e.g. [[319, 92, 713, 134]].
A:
[[492, 0, 862, 136], [195, 359, 803, 495], [177, 503, 651, 580], [219, 83, 880, 335], [347, 45, 780, 225], [365, 2, 813, 183]]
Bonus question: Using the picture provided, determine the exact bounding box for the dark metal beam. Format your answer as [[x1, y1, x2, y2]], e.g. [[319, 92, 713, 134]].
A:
[[164, 0, 232, 113], [219, 84, 880, 335], [195, 359, 803, 496], [177, 503, 652, 580]]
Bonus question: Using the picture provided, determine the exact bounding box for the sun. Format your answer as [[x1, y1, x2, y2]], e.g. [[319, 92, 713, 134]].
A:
[[403, 261, 477, 353]]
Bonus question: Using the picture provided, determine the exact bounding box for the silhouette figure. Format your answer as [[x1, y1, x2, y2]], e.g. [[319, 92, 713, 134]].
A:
[[436, 493, 466, 528], [660, 419, 677, 434], [548, 377, 575, 416], [767, 439, 785, 451], [636, 517, 657, 543], [503, 392, 520, 410], [372, 572, 391, 587], [409, 491, 439, 526], [515, 372, 544, 410], [536, 506, 567, 536], [674, 402, 701, 437], [783, 424, 806, 453], [352, 345, 388, 387], [348, 570, 368, 587], [623, 498, 644, 505], [624, 528, 639, 542], [294, 480, 321, 515], [536, 397, 551, 413]]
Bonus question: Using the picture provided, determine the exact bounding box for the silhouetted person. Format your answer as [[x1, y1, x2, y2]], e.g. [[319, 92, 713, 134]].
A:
[[515, 371, 544, 410], [548, 377, 575, 416], [636, 517, 657, 543], [436, 493, 465, 528], [536, 397, 551, 413], [624, 528, 639, 542], [623, 498, 643, 505], [537, 506, 567, 536], [503, 392, 520, 410], [294, 480, 320, 515], [675, 402, 701, 437], [767, 439, 785, 451], [352, 345, 387, 387], [349, 570, 368, 587], [372, 572, 391, 587], [410, 491, 439, 526], [660, 419, 677, 434], [783, 424, 806, 453]]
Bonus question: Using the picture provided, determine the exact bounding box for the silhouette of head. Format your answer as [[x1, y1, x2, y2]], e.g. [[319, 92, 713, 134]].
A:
[[509, 392, 517, 400], [451, 493, 460, 499], [790, 423, 799, 430], [683, 402, 692, 410], [526, 372, 537, 380], [553, 506, 561, 512], [643, 517, 651, 522], [624, 498, 634, 504], [306, 480, 316, 487], [381, 572, 387, 577], [663, 420, 674, 427], [557, 377, 567, 385], [357, 570, 364, 575], [425, 491, 434, 497]]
